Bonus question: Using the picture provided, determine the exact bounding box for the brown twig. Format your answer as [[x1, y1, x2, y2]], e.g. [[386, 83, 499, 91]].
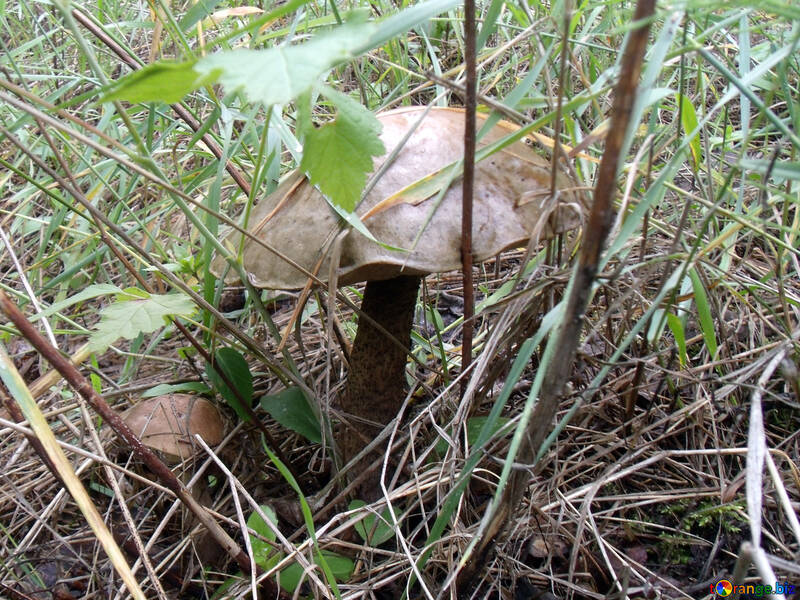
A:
[[455, 0, 657, 592], [0, 291, 286, 599], [460, 0, 477, 395]]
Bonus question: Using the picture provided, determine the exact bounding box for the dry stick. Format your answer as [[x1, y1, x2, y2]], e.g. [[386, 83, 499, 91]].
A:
[[548, 4, 571, 201], [455, 0, 656, 591], [460, 0, 477, 395], [0, 292, 286, 600]]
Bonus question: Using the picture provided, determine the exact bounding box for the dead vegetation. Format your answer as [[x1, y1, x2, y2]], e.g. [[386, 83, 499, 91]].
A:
[[1, 0, 799, 599]]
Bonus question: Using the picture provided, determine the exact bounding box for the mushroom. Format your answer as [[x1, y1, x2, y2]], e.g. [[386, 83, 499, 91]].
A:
[[217, 107, 585, 494], [122, 393, 225, 462]]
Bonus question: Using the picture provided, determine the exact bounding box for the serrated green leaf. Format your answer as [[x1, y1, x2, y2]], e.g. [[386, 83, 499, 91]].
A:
[[103, 18, 373, 107], [300, 89, 385, 212], [196, 19, 374, 108], [101, 61, 217, 104], [31, 283, 121, 323], [89, 292, 195, 352], [206, 347, 253, 421], [246, 505, 281, 571], [260, 387, 321, 443], [349, 500, 397, 546], [278, 550, 354, 594], [118, 287, 151, 300]]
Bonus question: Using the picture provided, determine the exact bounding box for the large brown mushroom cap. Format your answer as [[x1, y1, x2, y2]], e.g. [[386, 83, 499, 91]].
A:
[[224, 106, 586, 289]]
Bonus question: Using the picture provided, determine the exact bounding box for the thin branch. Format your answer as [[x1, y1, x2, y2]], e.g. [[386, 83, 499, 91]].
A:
[[460, 0, 477, 393]]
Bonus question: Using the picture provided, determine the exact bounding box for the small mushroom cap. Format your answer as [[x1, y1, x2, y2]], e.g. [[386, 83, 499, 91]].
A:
[[223, 106, 586, 289], [122, 394, 225, 461]]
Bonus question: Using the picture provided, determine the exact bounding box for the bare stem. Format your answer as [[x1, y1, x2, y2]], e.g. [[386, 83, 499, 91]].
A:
[[455, 0, 657, 590], [460, 0, 477, 393]]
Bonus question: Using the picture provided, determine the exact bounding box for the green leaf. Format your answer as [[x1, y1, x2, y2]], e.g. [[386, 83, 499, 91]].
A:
[[260, 387, 321, 443], [349, 500, 397, 546], [31, 283, 121, 323], [677, 92, 702, 171], [278, 551, 354, 594], [89, 291, 195, 352], [300, 88, 385, 212], [261, 443, 344, 597], [178, 0, 224, 31], [206, 347, 253, 421], [666, 312, 688, 368], [246, 505, 281, 571], [197, 18, 373, 107], [689, 268, 718, 361], [141, 382, 212, 398], [210, 575, 238, 600], [101, 61, 217, 104], [103, 18, 373, 107]]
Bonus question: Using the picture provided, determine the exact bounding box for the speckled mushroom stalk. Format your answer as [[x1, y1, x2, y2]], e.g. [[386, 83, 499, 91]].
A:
[[340, 275, 421, 487]]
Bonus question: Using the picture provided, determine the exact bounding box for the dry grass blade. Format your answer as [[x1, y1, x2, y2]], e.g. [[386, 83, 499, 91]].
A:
[[0, 346, 146, 600]]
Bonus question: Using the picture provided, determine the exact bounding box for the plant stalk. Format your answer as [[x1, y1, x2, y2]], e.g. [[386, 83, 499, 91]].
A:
[[340, 276, 421, 499], [460, 0, 477, 394]]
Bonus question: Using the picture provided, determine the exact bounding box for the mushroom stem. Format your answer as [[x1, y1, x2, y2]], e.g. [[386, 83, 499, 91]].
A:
[[340, 275, 421, 494]]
